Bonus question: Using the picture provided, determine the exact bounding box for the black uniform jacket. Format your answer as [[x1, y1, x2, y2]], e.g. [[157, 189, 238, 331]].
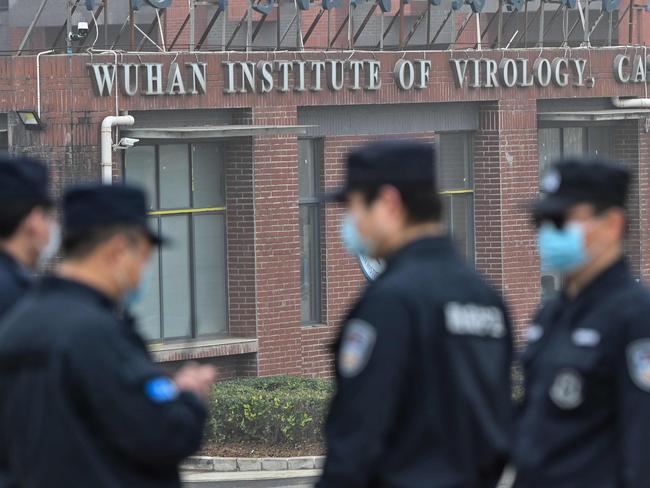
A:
[[0, 250, 31, 320], [318, 237, 513, 488], [0, 276, 207, 488], [0, 250, 32, 488], [514, 259, 650, 488]]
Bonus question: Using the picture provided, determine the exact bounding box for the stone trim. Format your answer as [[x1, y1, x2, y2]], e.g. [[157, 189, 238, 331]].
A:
[[181, 456, 325, 472], [148, 338, 258, 362]]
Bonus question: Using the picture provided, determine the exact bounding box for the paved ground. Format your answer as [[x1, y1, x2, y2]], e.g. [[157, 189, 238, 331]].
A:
[[182, 469, 320, 488], [183, 468, 516, 488]]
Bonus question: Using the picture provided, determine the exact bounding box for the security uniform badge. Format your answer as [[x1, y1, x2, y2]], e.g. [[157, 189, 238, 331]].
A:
[[144, 377, 179, 403], [549, 368, 584, 410], [338, 319, 377, 378], [627, 339, 650, 392]]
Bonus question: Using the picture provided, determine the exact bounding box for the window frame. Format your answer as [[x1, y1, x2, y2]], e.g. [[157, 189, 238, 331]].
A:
[[438, 132, 476, 265], [298, 138, 324, 326], [123, 142, 229, 343]]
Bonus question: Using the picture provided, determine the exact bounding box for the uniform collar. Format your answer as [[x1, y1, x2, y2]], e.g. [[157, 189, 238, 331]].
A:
[[0, 249, 32, 285], [386, 235, 456, 268], [37, 275, 119, 312], [562, 258, 631, 304]]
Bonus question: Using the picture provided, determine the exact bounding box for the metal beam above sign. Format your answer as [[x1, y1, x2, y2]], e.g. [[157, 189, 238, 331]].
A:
[[122, 125, 316, 140]]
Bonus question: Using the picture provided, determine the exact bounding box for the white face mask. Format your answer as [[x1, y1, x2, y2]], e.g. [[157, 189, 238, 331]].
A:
[[37, 221, 61, 270]]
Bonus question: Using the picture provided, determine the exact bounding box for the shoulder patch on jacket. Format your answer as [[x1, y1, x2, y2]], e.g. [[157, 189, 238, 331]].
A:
[[627, 339, 650, 392], [144, 377, 179, 403], [338, 319, 377, 378]]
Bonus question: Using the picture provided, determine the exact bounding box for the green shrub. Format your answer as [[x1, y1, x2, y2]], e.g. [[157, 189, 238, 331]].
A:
[[206, 376, 334, 445]]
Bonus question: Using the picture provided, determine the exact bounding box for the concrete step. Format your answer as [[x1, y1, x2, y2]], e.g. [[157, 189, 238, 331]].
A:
[[182, 469, 321, 488], [182, 467, 516, 488]]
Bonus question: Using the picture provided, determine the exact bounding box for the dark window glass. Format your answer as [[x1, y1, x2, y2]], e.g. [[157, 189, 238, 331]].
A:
[[124, 143, 228, 342], [299, 139, 322, 325], [439, 133, 475, 264], [193, 144, 225, 208], [159, 145, 190, 209], [193, 213, 228, 336], [439, 133, 472, 190], [125, 145, 157, 210]]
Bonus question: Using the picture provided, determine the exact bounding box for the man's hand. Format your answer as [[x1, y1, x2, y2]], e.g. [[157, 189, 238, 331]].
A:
[[174, 362, 218, 402]]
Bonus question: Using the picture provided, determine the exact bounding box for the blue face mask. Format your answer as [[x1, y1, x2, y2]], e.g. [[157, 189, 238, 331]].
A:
[[538, 223, 588, 273], [123, 264, 153, 310], [341, 214, 372, 256]]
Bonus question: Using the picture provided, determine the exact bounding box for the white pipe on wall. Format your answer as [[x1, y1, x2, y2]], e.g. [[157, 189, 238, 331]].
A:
[[36, 50, 54, 118], [611, 97, 650, 108], [101, 115, 135, 185]]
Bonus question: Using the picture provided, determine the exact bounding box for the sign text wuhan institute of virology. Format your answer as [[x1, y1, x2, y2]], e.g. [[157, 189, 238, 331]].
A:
[[88, 54, 650, 96]]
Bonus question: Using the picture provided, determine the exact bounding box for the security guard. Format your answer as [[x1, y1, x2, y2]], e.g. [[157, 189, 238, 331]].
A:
[[0, 184, 216, 488], [0, 155, 56, 488], [514, 159, 650, 487], [0, 155, 57, 319], [318, 141, 513, 488]]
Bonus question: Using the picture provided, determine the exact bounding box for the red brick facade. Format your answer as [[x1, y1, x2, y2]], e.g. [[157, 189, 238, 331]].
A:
[[1, 48, 649, 377]]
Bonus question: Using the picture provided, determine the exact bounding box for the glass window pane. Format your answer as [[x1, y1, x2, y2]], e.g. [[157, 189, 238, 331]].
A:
[[133, 233, 162, 341], [161, 216, 191, 339], [300, 204, 320, 324], [439, 133, 471, 190], [193, 144, 225, 208], [450, 194, 474, 264], [299, 139, 317, 199], [562, 127, 585, 157], [159, 145, 190, 209], [193, 214, 228, 336], [538, 128, 561, 179], [125, 145, 157, 210], [587, 126, 611, 158]]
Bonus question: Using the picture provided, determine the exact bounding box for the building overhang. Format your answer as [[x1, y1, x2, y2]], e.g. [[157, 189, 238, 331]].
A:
[[538, 109, 650, 123], [122, 124, 314, 140]]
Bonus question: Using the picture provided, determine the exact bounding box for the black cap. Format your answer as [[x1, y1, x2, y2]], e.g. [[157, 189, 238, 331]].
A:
[[63, 184, 165, 245], [0, 154, 51, 204], [321, 140, 437, 202], [533, 158, 630, 219]]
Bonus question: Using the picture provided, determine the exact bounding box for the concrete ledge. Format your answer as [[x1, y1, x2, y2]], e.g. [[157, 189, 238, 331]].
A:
[[148, 337, 258, 362], [262, 458, 289, 471], [237, 458, 262, 472], [181, 456, 215, 471], [183, 456, 325, 473]]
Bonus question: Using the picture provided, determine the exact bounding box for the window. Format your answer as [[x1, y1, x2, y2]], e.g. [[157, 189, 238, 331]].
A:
[[438, 133, 475, 264], [124, 143, 228, 342], [299, 139, 323, 325], [539, 126, 612, 177], [537, 126, 613, 297]]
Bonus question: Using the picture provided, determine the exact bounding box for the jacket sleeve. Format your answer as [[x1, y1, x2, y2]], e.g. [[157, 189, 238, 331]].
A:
[[618, 298, 650, 488], [63, 319, 207, 470], [318, 291, 414, 488]]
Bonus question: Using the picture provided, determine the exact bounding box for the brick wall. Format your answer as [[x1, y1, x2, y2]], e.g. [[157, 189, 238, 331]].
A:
[[252, 105, 304, 376], [474, 99, 540, 346], [225, 136, 258, 341], [615, 119, 642, 277], [474, 102, 503, 291], [638, 120, 650, 283]]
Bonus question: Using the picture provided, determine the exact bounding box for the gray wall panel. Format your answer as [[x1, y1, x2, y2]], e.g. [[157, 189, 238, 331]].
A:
[[129, 109, 234, 129], [298, 102, 479, 137]]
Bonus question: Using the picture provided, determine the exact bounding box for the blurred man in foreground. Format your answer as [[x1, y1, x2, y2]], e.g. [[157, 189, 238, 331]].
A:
[[0, 155, 57, 488], [0, 184, 216, 488], [0, 155, 57, 320], [318, 141, 513, 488]]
